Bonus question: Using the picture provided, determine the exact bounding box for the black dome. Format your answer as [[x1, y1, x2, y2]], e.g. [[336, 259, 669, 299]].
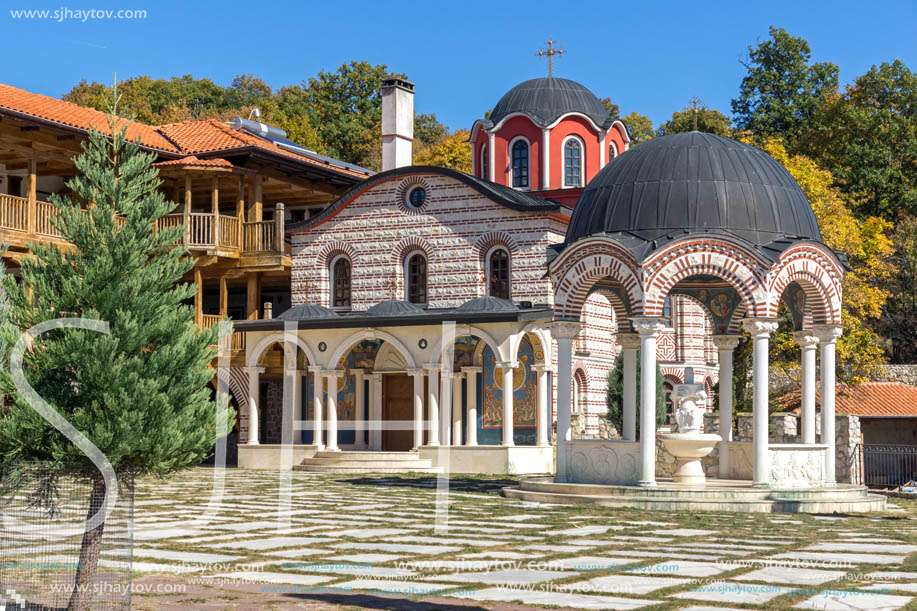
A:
[[366, 300, 423, 316], [489, 77, 611, 129], [277, 303, 339, 320], [456, 296, 517, 313], [566, 132, 822, 250]]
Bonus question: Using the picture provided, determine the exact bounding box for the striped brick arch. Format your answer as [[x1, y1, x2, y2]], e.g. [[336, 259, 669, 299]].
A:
[[550, 237, 643, 322], [473, 231, 519, 262], [643, 239, 768, 319], [316, 240, 357, 267], [660, 367, 685, 383], [766, 244, 843, 326], [392, 236, 433, 267], [587, 287, 631, 333]]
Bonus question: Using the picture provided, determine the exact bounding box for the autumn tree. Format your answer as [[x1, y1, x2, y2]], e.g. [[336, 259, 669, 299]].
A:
[[599, 97, 620, 120], [621, 111, 654, 144], [878, 214, 917, 362], [413, 129, 472, 173], [732, 27, 839, 145], [657, 99, 732, 137]]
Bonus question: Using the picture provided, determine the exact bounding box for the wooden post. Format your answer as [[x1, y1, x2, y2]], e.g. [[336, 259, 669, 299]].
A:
[[219, 276, 228, 318], [246, 272, 260, 320], [171, 182, 180, 211], [247, 176, 262, 223], [211, 177, 220, 248], [194, 267, 203, 326], [183, 175, 192, 247], [236, 175, 245, 251], [274, 203, 284, 253], [26, 157, 36, 234], [255, 176, 263, 222]]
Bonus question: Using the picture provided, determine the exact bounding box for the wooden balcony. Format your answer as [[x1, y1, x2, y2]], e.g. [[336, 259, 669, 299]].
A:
[[0, 195, 286, 260]]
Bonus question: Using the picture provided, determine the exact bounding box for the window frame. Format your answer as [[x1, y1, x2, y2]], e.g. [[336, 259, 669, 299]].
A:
[[480, 144, 489, 180], [562, 135, 585, 188], [508, 136, 530, 190], [486, 246, 511, 300], [403, 250, 428, 305], [329, 254, 352, 310]]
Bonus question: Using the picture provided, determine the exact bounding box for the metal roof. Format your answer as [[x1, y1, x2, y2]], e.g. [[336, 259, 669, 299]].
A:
[[487, 77, 612, 129], [562, 132, 825, 260]]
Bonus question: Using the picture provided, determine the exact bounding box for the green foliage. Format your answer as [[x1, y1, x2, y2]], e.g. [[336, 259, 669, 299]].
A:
[[413, 129, 473, 173], [414, 113, 448, 148], [621, 111, 654, 145], [798, 60, 917, 219], [0, 95, 233, 480], [605, 350, 666, 438], [657, 104, 732, 137], [599, 97, 620, 120], [879, 214, 917, 362], [731, 26, 839, 145]]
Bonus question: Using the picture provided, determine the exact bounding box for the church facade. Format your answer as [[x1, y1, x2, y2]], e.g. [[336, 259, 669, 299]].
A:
[[235, 75, 721, 472]]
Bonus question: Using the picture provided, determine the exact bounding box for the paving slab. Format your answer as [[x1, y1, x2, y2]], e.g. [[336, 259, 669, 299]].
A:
[[805, 543, 917, 555], [445, 586, 655, 609], [210, 571, 333, 586], [580, 573, 690, 594], [771, 551, 907, 565], [638, 560, 727, 577], [329, 542, 464, 554], [671, 582, 792, 604], [793, 591, 913, 610], [734, 565, 848, 585], [206, 536, 334, 550]]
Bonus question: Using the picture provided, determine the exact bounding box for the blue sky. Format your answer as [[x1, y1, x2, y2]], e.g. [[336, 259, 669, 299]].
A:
[[3, 0, 914, 131]]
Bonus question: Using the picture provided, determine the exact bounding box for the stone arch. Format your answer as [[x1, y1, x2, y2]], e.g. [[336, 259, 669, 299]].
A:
[[587, 286, 630, 333], [660, 368, 685, 384], [246, 333, 317, 369], [521, 323, 553, 365], [572, 366, 589, 414], [643, 239, 768, 319], [767, 244, 843, 326], [328, 329, 416, 371], [392, 236, 434, 267], [473, 231, 519, 264], [550, 237, 643, 322], [317, 240, 357, 267]]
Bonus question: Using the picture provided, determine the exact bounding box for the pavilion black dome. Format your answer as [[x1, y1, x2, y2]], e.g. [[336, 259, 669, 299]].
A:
[[489, 77, 612, 128], [565, 131, 822, 251]]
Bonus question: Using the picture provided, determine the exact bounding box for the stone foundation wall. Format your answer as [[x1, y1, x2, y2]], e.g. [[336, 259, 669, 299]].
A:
[[878, 364, 917, 385]]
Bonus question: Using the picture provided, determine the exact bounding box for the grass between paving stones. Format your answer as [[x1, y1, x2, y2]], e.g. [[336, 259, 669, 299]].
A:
[[127, 469, 917, 610]]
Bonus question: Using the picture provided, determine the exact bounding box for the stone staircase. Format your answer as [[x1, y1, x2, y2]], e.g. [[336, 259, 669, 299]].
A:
[[502, 477, 888, 513], [294, 450, 443, 474]]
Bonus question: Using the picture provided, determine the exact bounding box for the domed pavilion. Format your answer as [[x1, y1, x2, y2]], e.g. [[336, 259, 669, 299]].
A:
[[545, 131, 848, 493]]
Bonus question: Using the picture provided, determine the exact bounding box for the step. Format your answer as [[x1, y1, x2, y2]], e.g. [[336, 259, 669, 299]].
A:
[[502, 486, 887, 514], [302, 459, 435, 468], [294, 465, 443, 474], [312, 451, 421, 461]]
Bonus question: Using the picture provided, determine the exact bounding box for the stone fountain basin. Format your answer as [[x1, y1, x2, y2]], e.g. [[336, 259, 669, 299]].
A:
[[660, 433, 722, 459]]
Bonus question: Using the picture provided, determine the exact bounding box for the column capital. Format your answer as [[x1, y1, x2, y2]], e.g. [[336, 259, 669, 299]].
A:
[[307, 365, 323, 373], [242, 366, 265, 374], [711, 334, 742, 351], [324, 369, 345, 379], [742, 317, 779, 337], [813, 324, 843, 344], [423, 363, 441, 372], [630, 316, 668, 336], [462, 366, 483, 374], [530, 364, 553, 373], [407, 368, 427, 377], [616, 333, 641, 350], [792, 330, 820, 349], [498, 361, 520, 369], [351, 368, 367, 376], [452, 371, 466, 380], [549, 320, 582, 340], [368, 372, 384, 381]]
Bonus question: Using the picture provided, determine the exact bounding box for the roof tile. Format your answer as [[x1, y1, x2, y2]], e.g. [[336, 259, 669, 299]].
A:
[[776, 381, 917, 417]]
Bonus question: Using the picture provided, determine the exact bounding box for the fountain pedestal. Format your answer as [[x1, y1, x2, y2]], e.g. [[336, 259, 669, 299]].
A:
[[659, 385, 721, 486]]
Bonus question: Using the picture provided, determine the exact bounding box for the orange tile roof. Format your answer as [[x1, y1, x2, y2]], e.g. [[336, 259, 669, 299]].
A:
[[776, 381, 917, 417], [0, 82, 371, 180], [0, 83, 179, 152], [153, 155, 233, 168]]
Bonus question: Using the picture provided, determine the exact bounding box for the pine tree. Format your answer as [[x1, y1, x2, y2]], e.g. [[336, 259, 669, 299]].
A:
[[0, 92, 233, 610], [605, 350, 666, 438]]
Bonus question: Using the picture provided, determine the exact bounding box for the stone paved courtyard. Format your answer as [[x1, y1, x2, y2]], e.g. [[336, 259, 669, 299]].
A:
[[127, 468, 917, 610]]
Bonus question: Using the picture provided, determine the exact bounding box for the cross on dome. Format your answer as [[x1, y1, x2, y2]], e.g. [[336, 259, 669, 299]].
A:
[[536, 37, 566, 77]]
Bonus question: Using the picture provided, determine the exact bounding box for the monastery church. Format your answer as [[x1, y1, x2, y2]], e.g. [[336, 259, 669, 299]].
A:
[[235, 73, 727, 474]]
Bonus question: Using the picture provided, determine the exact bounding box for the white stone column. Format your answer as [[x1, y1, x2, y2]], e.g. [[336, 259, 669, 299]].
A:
[[793, 331, 819, 444], [487, 132, 496, 182], [463, 366, 481, 446], [292, 369, 304, 444], [353, 369, 366, 449], [369, 373, 383, 450], [452, 372, 464, 446], [743, 318, 779, 487], [550, 321, 581, 482], [308, 366, 324, 449], [616, 333, 641, 442], [541, 128, 551, 189], [409, 369, 425, 450], [425, 365, 440, 446], [532, 364, 551, 447], [244, 366, 264, 445], [631, 317, 667, 487], [440, 370, 452, 447], [814, 324, 843, 486], [712, 335, 741, 477], [324, 370, 344, 451], [499, 361, 518, 446]]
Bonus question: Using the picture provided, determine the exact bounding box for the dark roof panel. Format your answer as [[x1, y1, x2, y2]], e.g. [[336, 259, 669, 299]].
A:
[[489, 77, 612, 129]]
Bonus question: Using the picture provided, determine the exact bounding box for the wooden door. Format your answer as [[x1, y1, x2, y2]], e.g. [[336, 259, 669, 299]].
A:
[[383, 374, 414, 451]]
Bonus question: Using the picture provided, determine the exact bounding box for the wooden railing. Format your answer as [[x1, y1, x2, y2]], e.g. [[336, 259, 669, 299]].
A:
[[35, 201, 62, 237], [243, 221, 275, 252], [188, 213, 213, 247], [219, 215, 239, 249], [0, 194, 28, 231], [198, 314, 245, 354], [200, 314, 221, 329]]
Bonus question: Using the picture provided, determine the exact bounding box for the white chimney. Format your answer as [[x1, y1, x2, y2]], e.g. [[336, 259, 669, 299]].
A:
[[381, 77, 414, 171]]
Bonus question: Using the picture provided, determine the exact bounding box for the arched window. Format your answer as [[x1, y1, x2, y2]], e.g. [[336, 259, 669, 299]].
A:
[[481, 145, 489, 179], [487, 248, 510, 299], [405, 252, 427, 304], [663, 381, 675, 423], [609, 141, 619, 160], [564, 137, 583, 187], [510, 139, 529, 189], [573, 369, 587, 414], [663, 295, 675, 327], [331, 256, 351, 308]]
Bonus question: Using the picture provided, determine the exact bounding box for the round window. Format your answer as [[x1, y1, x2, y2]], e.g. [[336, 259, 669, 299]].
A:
[[407, 187, 427, 208]]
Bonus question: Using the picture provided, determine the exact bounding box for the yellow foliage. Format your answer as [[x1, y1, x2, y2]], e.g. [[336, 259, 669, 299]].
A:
[[761, 139, 893, 381], [413, 129, 472, 174]]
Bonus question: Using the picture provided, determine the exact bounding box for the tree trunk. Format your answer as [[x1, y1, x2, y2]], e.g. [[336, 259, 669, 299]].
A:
[[67, 475, 107, 611]]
